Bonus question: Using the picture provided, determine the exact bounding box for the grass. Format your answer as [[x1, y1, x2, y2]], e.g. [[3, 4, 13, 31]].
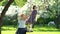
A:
[[2, 31, 60, 34], [33, 25, 60, 32], [2, 24, 60, 32], [1, 24, 60, 34]]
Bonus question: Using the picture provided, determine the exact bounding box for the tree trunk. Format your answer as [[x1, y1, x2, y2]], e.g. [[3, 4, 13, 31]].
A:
[[0, 17, 2, 34], [0, 0, 14, 34], [54, 15, 60, 29]]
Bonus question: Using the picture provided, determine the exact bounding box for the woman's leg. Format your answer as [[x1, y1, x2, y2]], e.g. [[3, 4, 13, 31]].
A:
[[29, 23, 33, 32], [32, 23, 34, 28], [27, 23, 33, 32], [30, 24, 33, 30]]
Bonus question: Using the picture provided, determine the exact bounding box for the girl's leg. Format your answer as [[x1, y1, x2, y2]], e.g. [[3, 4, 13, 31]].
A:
[[24, 32, 26, 34], [20, 28, 26, 34], [16, 29, 19, 34], [23, 30, 26, 34]]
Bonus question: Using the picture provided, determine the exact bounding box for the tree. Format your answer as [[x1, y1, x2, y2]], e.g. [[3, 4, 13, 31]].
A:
[[0, 0, 3, 2], [14, 0, 27, 7], [54, 0, 60, 29], [0, 0, 27, 7], [45, 0, 60, 29], [0, 0, 14, 34], [36, 0, 60, 29]]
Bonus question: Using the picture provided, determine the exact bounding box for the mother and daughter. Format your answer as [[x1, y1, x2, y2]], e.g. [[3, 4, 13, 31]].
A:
[[16, 5, 37, 34]]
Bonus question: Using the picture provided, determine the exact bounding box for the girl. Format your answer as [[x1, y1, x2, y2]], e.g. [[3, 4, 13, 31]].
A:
[[16, 14, 28, 34]]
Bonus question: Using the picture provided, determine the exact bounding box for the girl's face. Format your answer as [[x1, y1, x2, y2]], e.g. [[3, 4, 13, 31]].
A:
[[21, 14, 27, 20]]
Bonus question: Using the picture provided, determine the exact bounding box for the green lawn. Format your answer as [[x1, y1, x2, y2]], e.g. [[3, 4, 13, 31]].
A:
[[2, 31, 60, 34], [1, 25, 60, 34], [2, 25, 60, 32]]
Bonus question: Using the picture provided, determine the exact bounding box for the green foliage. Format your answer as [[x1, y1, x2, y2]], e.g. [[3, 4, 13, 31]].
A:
[[37, 16, 54, 24], [0, 0, 8, 6], [14, 0, 27, 7], [36, 0, 60, 25], [3, 14, 18, 26], [0, 0, 3, 2], [1, 0, 60, 25], [0, 0, 27, 7]]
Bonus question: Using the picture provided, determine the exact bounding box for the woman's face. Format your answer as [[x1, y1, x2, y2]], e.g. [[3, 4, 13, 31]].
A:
[[33, 6, 37, 10], [35, 7, 37, 9]]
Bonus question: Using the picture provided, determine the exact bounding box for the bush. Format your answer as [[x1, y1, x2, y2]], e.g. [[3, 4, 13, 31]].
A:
[[37, 16, 55, 25], [3, 14, 18, 26]]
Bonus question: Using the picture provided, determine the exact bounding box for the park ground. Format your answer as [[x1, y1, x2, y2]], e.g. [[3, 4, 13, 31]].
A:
[[1, 24, 60, 34], [2, 31, 60, 34]]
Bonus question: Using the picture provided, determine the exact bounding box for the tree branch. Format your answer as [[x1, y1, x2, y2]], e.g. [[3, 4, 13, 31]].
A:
[[1, 0, 14, 18]]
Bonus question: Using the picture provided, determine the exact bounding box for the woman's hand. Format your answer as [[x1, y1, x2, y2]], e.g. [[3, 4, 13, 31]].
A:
[[9, 0, 14, 3]]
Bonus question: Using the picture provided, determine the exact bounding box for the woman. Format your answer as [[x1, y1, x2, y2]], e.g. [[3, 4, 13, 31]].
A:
[[26, 5, 37, 32]]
